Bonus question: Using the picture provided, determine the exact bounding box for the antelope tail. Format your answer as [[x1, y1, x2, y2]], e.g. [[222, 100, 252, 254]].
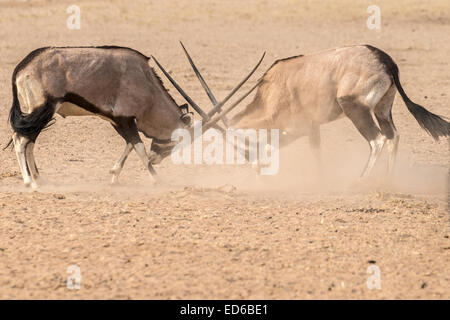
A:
[[5, 74, 55, 150], [390, 62, 449, 141], [366, 44, 449, 141]]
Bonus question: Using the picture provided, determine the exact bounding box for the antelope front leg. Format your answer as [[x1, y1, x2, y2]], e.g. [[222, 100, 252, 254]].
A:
[[133, 142, 158, 183], [110, 143, 133, 184], [111, 118, 158, 186]]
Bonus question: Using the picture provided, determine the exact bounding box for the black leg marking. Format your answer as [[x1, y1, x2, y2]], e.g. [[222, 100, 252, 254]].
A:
[[338, 96, 381, 142], [112, 117, 158, 180], [338, 96, 386, 178]]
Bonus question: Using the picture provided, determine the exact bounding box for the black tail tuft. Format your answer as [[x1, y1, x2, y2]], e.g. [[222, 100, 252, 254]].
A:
[[8, 80, 55, 143], [391, 67, 449, 141], [400, 99, 449, 141]]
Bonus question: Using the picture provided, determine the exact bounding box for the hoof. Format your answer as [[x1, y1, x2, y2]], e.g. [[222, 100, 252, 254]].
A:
[[151, 176, 167, 187], [110, 176, 120, 185]]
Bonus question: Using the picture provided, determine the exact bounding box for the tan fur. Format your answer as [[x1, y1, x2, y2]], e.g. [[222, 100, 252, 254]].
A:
[[229, 45, 397, 177], [231, 45, 391, 131]]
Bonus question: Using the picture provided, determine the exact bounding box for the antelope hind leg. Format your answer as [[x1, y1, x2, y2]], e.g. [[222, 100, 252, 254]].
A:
[[25, 141, 41, 189], [337, 96, 386, 179], [112, 118, 158, 185], [13, 133, 33, 188], [374, 85, 399, 177]]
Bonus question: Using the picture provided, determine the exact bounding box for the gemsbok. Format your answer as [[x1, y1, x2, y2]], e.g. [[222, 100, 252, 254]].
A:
[[162, 44, 449, 178], [6, 45, 264, 188]]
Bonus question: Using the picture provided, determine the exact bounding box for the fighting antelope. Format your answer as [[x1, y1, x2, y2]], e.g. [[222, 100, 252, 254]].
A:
[[6, 45, 264, 188], [163, 44, 449, 178]]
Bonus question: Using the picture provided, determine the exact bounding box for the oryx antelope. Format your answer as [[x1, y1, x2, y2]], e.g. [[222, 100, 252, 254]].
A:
[[7, 45, 263, 188], [161, 44, 449, 178]]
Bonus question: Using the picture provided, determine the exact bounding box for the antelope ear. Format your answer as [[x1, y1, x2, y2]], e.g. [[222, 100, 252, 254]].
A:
[[179, 103, 189, 113], [179, 103, 191, 125]]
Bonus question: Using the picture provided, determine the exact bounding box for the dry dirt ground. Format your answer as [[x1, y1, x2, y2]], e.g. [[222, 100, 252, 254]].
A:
[[0, 0, 448, 299]]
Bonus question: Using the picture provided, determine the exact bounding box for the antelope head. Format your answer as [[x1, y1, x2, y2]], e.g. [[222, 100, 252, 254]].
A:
[[149, 42, 265, 164]]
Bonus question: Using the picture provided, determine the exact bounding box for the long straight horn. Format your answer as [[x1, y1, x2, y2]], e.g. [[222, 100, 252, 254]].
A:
[[151, 56, 209, 121], [207, 52, 265, 118], [204, 79, 262, 131], [180, 41, 229, 127], [180, 42, 217, 105]]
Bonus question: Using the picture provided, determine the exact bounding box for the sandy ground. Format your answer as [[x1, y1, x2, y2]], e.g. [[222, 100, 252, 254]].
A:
[[0, 0, 448, 299]]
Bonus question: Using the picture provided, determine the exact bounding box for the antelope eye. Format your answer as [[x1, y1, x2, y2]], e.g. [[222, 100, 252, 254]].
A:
[[181, 113, 192, 126]]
